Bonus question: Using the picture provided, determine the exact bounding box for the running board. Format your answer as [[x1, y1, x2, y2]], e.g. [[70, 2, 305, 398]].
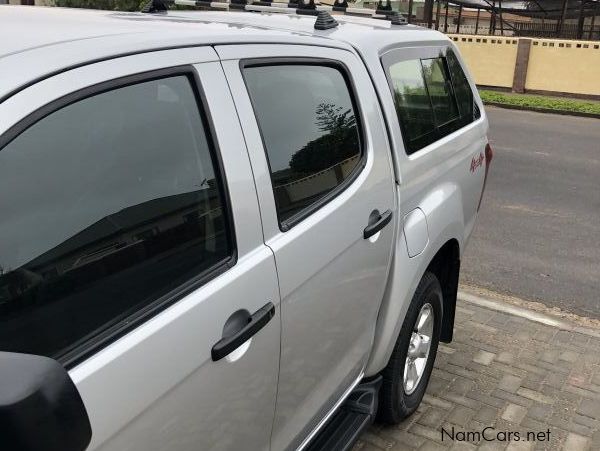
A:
[[305, 376, 382, 451]]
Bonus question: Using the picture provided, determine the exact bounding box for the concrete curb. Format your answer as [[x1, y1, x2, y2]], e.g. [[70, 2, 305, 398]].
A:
[[483, 101, 600, 119], [458, 290, 600, 339]]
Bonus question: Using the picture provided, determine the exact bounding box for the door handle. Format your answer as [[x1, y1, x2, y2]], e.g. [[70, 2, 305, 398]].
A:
[[363, 209, 393, 239], [211, 302, 275, 361]]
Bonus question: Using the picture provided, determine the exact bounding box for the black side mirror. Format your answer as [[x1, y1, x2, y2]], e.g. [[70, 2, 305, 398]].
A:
[[0, 352, 92, 451]]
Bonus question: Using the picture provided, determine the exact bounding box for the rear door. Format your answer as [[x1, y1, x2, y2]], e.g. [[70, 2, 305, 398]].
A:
[[219, 44, 397, 450], [0, 49, 280, 451]]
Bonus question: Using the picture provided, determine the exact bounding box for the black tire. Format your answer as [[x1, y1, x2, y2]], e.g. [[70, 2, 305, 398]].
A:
[[377, 271, 443, 424]]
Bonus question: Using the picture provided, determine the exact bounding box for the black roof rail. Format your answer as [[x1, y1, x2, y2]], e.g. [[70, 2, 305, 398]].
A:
[[141, 0, 408, 27]]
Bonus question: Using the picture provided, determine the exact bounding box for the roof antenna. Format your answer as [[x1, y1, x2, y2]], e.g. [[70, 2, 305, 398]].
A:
[[141, 0, 173, 13], [314, 10, 339, 30], [389, 11, 408, 25]]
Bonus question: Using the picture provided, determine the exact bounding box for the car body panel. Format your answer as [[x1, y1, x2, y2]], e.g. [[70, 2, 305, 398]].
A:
[[0, 6, 442, 105], [0, 50, 281, 451], [218, 44, 397, 450], [363, 43, 488, 376], [0, 7, 352, 103], [0, 47, 218, 132]]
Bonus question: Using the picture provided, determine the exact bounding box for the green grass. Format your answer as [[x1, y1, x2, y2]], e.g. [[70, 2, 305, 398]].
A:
[[479, 90, 600, 115]]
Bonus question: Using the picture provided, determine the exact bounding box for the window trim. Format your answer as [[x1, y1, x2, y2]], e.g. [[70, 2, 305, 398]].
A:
[[239, 58, 367, 232], [0, 66, 237, 369], [381, 46, 478, 156]]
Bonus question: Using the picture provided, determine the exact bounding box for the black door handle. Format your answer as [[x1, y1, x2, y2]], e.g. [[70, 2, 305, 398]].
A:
[[363, 209, 393, 239], [211, 302, 275, 361]]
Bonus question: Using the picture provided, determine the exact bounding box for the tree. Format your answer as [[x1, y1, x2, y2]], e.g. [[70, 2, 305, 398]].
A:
[[289, 102, 358, 176], [54, 0, 145, 11]]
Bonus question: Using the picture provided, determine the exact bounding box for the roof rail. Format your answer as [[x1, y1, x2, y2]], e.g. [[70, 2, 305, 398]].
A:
[[141, 0, 408, 27]]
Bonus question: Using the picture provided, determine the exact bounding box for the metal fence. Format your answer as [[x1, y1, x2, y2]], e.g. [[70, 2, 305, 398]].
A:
[[403, 0, 600, 41], [512, 21, 600, 39]]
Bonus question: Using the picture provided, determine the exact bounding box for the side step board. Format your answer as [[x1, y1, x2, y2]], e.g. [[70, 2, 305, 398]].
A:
[[305, 376, 382, 451]]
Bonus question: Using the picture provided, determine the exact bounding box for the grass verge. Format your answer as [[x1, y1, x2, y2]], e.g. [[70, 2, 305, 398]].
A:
[[479, 90, 600, 116]]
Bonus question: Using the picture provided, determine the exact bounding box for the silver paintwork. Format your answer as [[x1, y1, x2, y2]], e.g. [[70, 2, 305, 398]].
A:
[[219, 43, 396, 450], [403, 304, 434, 395], [403, 208, 429, 258], [0, 6, 488, 450], [0, 6, 441, 103], [0, 50, 280, 451], [363, 42, 488, 377]]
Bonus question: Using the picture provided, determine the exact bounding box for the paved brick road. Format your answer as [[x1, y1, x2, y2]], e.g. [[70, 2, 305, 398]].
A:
[[355, 300, 600, 451]]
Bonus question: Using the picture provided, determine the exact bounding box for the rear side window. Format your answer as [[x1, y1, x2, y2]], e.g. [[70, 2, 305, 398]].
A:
[[446, 50, 481, 126], [421, 58, 459, 126], [386, 52, 479, 154], [0, 75, 232, 362], [243, 63, 362, 228], [389, 59, 437, 146]]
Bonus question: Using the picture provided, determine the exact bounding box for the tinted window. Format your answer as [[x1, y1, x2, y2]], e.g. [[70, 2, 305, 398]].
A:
[[387, 54, 478, 154], [0, 76, 232, 360], [389, 59, 436, 149], [446, 50, 481, 125], [421, 58, 459, 126], [244, 64, 362, 226]]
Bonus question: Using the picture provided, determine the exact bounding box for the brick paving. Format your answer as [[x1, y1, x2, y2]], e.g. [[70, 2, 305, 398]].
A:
[[354, 301, 600, 451]]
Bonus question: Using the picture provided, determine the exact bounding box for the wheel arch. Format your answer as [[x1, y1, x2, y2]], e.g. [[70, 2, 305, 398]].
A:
[[364, 233, 462, 377], [424, 238, 460, 343]]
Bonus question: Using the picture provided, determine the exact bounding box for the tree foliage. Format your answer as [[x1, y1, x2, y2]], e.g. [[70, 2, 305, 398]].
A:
[[289, 102, 358, 174], [54, 0, 145, 11]]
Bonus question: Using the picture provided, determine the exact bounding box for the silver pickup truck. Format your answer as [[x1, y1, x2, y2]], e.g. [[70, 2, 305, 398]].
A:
[[0, 2, 492, 451]]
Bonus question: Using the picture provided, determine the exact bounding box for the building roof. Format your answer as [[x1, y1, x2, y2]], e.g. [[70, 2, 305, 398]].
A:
[[26, 189, 210, 271], [0, 5, 447, 102]]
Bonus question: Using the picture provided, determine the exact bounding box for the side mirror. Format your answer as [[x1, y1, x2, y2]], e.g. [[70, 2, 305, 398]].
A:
[[0, 352, 92, 451]]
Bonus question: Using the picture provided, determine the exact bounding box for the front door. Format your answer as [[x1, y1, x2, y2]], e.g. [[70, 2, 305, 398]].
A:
[[220, 44, 397, 450], [0, 51, 280, 451]]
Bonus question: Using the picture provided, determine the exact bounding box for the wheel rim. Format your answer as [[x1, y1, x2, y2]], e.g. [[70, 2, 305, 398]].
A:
[[403, 303, 434, 395]]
